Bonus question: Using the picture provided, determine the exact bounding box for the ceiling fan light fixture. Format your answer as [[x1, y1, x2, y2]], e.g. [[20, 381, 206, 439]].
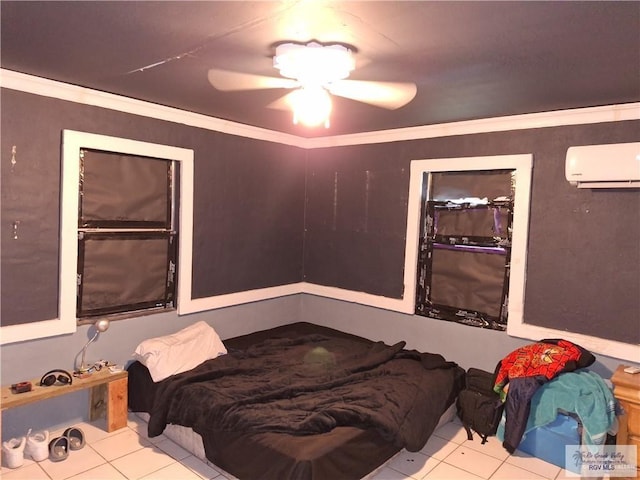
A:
[[291, 85, 332, 128], [274, 42, 355, 87]]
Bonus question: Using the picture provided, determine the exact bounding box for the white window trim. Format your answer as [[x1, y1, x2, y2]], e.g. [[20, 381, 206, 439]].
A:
[[0, 131, 194, 344], [404, 154, 534, 318], [406, 155, 640, 363]]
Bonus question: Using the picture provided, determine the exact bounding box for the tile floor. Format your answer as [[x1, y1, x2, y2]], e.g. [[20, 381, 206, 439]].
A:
[[1, 414, 582, 480]]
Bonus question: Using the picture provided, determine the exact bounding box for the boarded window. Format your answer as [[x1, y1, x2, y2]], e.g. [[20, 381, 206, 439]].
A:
[[76, 149, 177, 321], [415, 170, 514, 330]]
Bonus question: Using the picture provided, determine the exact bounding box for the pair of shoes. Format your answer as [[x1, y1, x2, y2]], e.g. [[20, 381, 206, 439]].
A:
[[25, 429, 50, 462], [1, 429, 50, 468], [48, 426, 85, 462], [2, 436, 25, 469]]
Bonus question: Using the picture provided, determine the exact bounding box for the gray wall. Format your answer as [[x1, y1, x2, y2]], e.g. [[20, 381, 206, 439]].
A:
[[304, 122, 640, 344], [1, 85, 638, 441], [300, 295, 630, 378], [1, 89, 306, 326]]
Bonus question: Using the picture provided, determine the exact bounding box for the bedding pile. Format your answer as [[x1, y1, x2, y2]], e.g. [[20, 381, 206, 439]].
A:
[[147, 332, 462, 452]]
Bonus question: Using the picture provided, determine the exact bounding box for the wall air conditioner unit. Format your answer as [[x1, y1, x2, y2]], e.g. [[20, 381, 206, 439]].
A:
[[566, 142, 640, 188]]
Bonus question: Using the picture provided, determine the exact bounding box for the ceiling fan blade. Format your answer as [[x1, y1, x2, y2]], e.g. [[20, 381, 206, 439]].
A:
[[266, 92, 296, 111], [327, 79, 417, 110], [207, 69, 298, 91]]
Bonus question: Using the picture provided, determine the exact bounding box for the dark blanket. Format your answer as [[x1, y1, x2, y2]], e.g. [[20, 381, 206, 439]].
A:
[[148, 333, 462, 452]]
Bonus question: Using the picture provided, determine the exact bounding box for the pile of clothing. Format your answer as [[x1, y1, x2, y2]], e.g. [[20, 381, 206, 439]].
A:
[[492, 339, 617, 453]]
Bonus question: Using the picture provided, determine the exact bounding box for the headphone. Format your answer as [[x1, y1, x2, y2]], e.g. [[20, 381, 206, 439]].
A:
[[40, 369, 73, 387]]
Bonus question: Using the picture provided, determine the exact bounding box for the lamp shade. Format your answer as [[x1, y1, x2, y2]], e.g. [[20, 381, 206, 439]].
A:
[[291, 86, 332, 127], [94, 318, 110, 333]]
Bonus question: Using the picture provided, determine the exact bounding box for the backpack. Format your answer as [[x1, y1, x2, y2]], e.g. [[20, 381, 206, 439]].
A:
[[456, 367, 504, 444]]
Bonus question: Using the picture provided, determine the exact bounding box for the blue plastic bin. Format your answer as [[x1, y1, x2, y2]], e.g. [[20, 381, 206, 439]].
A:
[[518, 413, 581, 472]]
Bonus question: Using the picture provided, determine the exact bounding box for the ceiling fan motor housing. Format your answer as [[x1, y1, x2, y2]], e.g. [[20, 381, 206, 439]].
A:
[[273, 42, 355, 86]]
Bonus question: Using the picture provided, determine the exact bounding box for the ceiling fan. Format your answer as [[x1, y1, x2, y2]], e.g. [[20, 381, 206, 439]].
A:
[[207, 41, 417, 128]]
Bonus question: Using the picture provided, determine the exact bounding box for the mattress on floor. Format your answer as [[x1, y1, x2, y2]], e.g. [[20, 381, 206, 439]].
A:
[[136, 403, 457, 479], [127, 322, 463, 480]]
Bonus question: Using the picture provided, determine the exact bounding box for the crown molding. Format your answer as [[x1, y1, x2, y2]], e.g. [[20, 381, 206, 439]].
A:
[[0, 69, 306, 148], [2, 69, 638, 150], [305, 103, 640, 148]]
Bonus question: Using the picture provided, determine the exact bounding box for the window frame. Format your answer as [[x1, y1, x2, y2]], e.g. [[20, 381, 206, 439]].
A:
[[403, 154, 533, 323], [60, 131, 194, 328], [0, 131, 194, 344]]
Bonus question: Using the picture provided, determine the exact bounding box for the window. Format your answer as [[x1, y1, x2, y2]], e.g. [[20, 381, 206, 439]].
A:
[[415, 170, 514, 330], [60, 131, 194, 328], [76, 149, 177, 319], [403, 155, 532, 325]]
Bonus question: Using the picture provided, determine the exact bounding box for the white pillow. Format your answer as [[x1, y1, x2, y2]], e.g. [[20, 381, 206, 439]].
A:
[[133, 321, 227, 382]]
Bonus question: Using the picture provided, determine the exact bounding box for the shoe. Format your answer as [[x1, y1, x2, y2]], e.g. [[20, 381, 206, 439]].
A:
[[2, 436, 25, 469], [62, 427, 85, 450], [25, 429, 49, 462], [48, 436, 69, 462]]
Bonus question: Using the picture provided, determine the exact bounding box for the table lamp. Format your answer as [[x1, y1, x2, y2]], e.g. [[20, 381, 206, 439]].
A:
[[77, 318, 110, 373]]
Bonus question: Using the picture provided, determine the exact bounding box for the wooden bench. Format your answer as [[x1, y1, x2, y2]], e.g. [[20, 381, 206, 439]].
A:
[[1, 369, 128, 433]]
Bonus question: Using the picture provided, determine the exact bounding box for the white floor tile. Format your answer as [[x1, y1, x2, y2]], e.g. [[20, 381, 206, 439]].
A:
[[71, 420, 124, 444], [423, 462, 484, 479], [154, 437, 191, 460], [0, 462, 51, 480], [433, 422, 470, 444], [109, 445, 176, 479], [180, 455, 222, 479], [462, 435, 510, 461], [140, 461, 202, 479], [368, 466, 414, 479], [443, 445, 502, 479], [387, 450, 440, 479], [506, 450, 562, 480], [38, 445, 107, 480], [490, 462, 547, 479], [127, 415, 168, 446], [91, 427, 151, 461], [127, 413, 146, 428], [554, 467, 590, 479], [67, 462, 128, 479], [126, 413, 150, 435], [420, 435, 459, 461]]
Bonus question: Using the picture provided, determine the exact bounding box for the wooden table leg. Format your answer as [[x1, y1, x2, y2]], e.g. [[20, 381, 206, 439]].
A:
[[106, 376, 128, 432]]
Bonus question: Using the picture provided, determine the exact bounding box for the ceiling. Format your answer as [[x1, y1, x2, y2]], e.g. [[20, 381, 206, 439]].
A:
[[1, 1, 639, 137]]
